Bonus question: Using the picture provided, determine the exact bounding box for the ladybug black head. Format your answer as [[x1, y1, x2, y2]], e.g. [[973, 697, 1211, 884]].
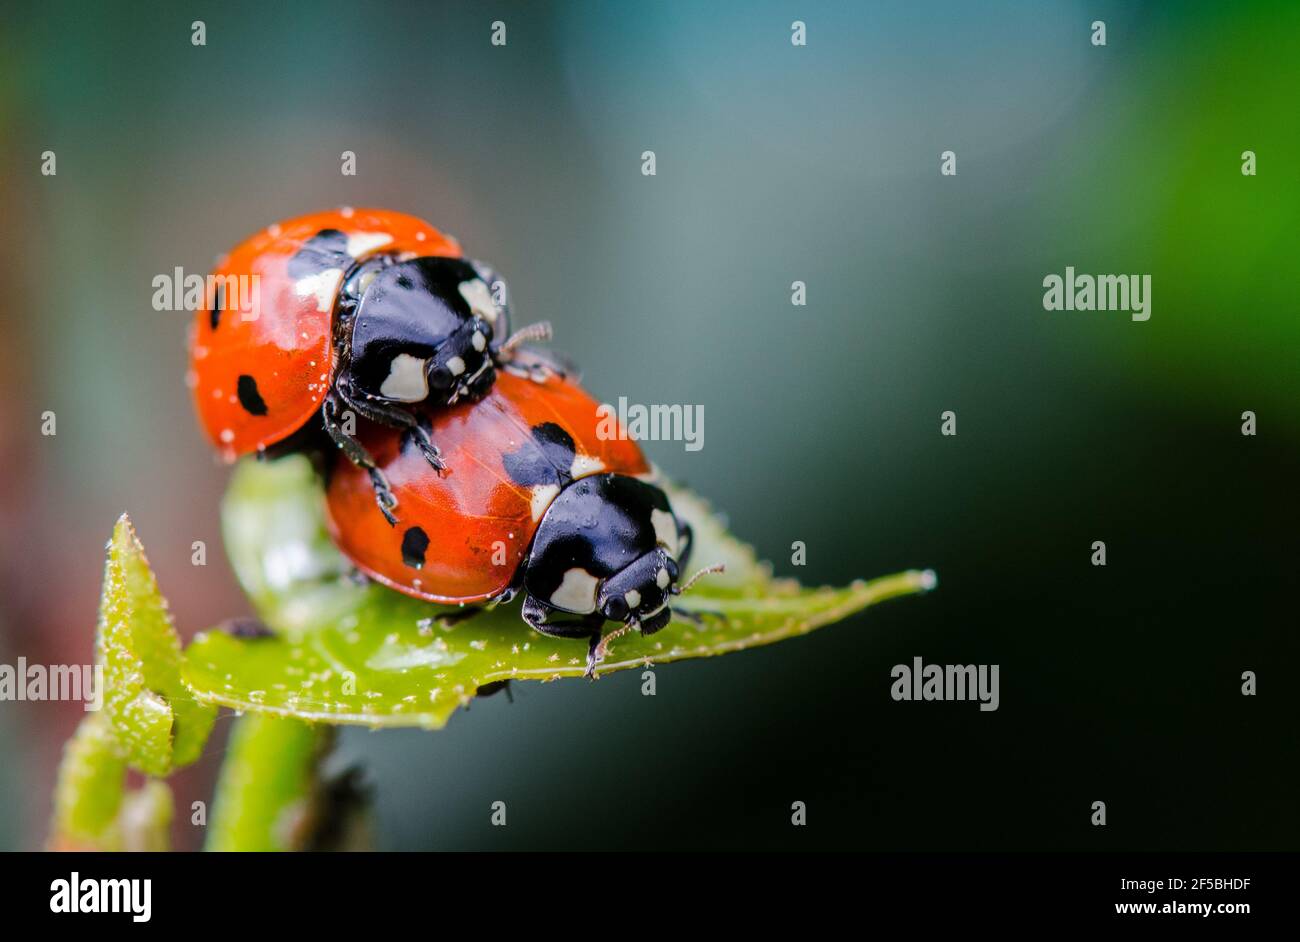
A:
[[597, 547, 679, 633], [524, 475, 689, 631], [345, 256, 505, 405], [424, 315, 497, 404]]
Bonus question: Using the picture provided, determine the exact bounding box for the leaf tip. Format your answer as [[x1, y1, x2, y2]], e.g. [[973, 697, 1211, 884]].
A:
[[108, 514, 149, 566], [111, 512, 135, 542]]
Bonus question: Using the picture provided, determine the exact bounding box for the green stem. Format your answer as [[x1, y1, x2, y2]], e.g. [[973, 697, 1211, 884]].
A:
[[118, 780, 174, 851], [205, 715, 332, 851], [50, 713, 177, 851], [49, 713, 127, 849]]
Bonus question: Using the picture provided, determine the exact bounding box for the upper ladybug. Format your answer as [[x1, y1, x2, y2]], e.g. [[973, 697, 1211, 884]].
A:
[[187, 207, 553, 524]]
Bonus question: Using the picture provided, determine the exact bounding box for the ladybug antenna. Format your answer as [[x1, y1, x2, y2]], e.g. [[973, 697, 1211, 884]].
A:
[[499, 320, 553, 356], [674, 563, 726, 595], [593, 623, 634, 665]]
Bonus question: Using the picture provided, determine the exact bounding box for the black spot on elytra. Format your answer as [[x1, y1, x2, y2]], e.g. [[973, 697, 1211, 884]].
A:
[[237, 375, 268, 416], [502, 422, 576, 488], [210, 282, 224, 330], [287, 229, 353, 280], [401, 526, 430, 569]]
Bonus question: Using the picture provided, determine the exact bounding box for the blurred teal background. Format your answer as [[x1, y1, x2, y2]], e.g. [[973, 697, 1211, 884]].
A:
[[0, 0, 1295, 850]]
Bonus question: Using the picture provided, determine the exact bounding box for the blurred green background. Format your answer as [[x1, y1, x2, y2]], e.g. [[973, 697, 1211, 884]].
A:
[[0, 0, 1295, 850]]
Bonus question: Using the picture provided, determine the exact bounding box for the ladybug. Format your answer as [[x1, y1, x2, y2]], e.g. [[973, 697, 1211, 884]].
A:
[[188, 207, 554, 524], [324, 370, 722, 675]]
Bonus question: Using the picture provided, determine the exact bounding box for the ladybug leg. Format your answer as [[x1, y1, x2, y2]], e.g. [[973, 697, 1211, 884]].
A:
[[495, 324, 579, 387], [675, 521, 695, 570], [520, 595, 606, 679], [218, 617, 274, 639], [499, 344, 576, 383], [435, 607, 481, 628], [671, 605, 724, 625], [486, 565, 527, 607], [669, 525, 725, 624], [335, 376, 446, 473], [669, 555, 727, 624], [322, 392, 399, 526], [367, 469, 400, 526], [520, 594, 551, 631], [474, 680, 513, 703]]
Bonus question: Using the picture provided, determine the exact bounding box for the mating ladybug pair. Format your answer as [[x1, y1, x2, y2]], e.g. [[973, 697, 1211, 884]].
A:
[[189, 208, 718, 674]]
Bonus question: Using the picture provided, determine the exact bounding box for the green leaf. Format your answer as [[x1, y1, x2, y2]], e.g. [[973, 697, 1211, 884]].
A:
[[97, 515, 216, 775], [184, 456, 934, 729]]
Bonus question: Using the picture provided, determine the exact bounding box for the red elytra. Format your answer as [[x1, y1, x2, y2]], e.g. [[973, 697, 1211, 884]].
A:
[[324, 370, 649, 604], [188, 208, 462, 462]]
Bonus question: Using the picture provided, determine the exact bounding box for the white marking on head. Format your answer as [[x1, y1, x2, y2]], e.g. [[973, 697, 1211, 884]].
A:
[[295, 268, 344, 313], [530, 483, 561, 522], [570, 454, 605, 480], [347, 232, 391, 257], [458, 279, 498, 323], [472, 330, 487, 352], [550, 568, 599, 614], [651, 509, 678, 555], [624, 589, 641, 609], [446, 355, 466, 377], [379, 353, 430, 402], [656, 567, 670, 589], [641, 597, 669, 619], [339, 206, 355, 219]]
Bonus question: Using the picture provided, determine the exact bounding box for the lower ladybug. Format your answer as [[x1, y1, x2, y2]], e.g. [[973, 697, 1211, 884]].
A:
[[324, 371, 722, 675], [188, 207, 555, 525]]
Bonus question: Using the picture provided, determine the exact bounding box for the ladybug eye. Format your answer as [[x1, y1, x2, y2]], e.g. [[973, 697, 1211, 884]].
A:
[[427, 354, 468, 392], [604, 596, 629, 621], [427, 365, 452, 391]]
